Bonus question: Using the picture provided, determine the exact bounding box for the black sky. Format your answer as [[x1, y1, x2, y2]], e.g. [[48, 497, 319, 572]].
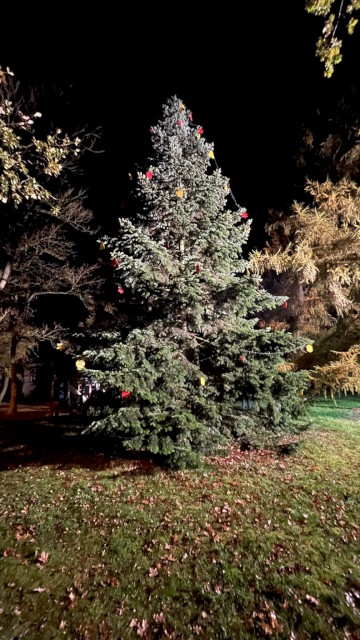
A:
[[2, 3, 360, 247]]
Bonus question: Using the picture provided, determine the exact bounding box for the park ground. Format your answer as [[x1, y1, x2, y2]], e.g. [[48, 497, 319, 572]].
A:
[[0, 397, 359, 639]]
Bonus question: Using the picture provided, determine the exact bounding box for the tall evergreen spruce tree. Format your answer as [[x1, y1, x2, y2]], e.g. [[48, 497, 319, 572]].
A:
[[84, 97, 309, 467]]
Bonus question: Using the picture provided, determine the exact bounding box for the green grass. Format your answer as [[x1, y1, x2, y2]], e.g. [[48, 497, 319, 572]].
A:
[[0, 398, 359, 639]]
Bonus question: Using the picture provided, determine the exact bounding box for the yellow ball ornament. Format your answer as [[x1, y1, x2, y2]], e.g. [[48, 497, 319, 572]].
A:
[[75, 359, 86, 371], [306, 344, 313, 353], [176, 189, 184, 198], [200, 376, 206, 386], [56, 342, 65, 351], [99, 241, 106, 250], [208, 150, 215, 159]]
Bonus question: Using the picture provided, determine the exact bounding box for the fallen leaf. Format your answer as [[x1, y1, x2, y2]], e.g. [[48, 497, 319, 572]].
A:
[[37, 551, 49, 566], [153, 612, 164, 623], [345, 591, 356, 608], [137, 619, 149, 637], [108, 577, 120, 587], [260, 622, 272, 635], [68, 589, 77, 609], [33, 587, 47, 593]]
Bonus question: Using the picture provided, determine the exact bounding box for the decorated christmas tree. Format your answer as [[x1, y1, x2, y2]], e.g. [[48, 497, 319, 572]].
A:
[[84, 97, 309, 467]]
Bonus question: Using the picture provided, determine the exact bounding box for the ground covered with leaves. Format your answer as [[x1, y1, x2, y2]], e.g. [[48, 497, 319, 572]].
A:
[[0, 398, 359, 639]]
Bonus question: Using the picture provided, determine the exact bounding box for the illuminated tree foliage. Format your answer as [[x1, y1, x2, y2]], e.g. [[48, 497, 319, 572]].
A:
[[311, 345, 360, 396], [251, 178, 360, 335], [250, 177, 360, 394], [305, 0, 360, 77]]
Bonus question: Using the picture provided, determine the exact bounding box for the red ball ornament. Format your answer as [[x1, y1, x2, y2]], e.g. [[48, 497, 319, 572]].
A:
[[121, 390, 131, 399], [241, 211, 249, 219], [198, 127, 204, 134], [196, 264, 201, 274], [178, 120, 183, 126], [189, 113, 193, 121], [239, 355, 247, 363], [282, 301, 288, 309], [118, 286, 124, 294], [110, 258, 119, 267], [149, 127, 154, 133], [146, 171, 153, 180]]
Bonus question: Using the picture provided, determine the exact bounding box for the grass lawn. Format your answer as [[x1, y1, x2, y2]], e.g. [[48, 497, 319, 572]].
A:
[[0, 398, 359, 639]]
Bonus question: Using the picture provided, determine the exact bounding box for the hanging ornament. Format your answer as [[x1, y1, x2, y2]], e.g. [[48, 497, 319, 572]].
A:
[[239, 355, 247, 363], [118, 286, 124, 294], [56, 342, 65, 351], [189, 112, 193, 121], [198, 127, 204, 134], [241, 211, 249, 219], [149, 127, 154, 133], [99, 241, 106, 250], [110, 258, 119, 267], [166, 242, 170, 249], [146, 171, 153, 180], [179, 102, 185, 111], [75, 359, 86, 371], [298, 389, 304, 397], [200, 376, 206, 386], [128, 172, 133, 180], [195, 132, 201, 140], [176, 189, 184, 198], [196, 264, 201, 274], [246, 269, 250, 277], [208, 150, 215, 159], [306, 344, 314, 353], [121, 390, 131, 399], [282, 301, 288, 309], [177, 120, 183, 126], [224, 184, 230, 192], [179, 238, 185, 253]]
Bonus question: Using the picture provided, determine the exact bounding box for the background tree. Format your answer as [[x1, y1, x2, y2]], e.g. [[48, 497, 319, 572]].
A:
[[250, 178, 360, 370], [295, 89, 360, 183], [83, 96, 309, 468], [0, 67, 100, 414], [311, 344, 360, 396], [305, 0, 360, 77]]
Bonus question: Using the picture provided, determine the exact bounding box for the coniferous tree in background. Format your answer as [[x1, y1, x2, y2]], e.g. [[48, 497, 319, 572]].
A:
[[84, 97, 309, 467]]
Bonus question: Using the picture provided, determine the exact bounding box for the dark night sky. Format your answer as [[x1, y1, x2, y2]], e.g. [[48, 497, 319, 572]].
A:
[[2, 3, 360, 247]]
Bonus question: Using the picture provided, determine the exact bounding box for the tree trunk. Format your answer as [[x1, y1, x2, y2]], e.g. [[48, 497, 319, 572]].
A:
[[7, 336, 18, 415], [291, 277, 305, 337], [0, 375, 10, 404]]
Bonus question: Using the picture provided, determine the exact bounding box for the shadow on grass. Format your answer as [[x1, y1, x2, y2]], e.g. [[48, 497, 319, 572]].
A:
[[0, 417, 157, 474]]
